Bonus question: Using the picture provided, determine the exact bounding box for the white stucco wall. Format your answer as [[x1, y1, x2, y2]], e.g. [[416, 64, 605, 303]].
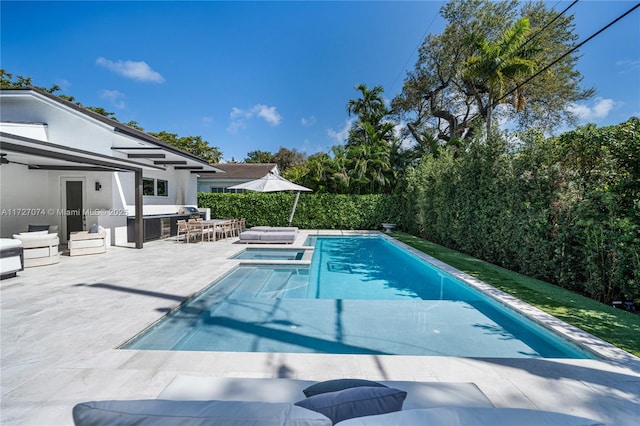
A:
[[1, 90, 207, 246], [0, 164, 121, 241], [115, 170, 198, 216], [1, 95, 118, 155]]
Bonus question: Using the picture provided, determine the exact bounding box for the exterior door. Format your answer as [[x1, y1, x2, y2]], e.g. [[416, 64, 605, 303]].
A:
[[63, 179, 85, 240]]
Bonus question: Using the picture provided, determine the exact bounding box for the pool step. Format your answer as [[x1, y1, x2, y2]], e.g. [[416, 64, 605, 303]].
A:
[[258, 268, 309, 299]]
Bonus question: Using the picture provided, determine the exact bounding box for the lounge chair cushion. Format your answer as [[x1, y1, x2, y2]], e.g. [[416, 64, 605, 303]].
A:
[[303, 379, 387, 397], [250, 226, 299, 232], [295, 386, 406, 424], [239, 229, 297, 244], [72, 399, 332, 426], [334, 407, 605, 425]]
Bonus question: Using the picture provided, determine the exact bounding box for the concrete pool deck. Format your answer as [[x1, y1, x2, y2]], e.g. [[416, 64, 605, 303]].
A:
[[1, 230, 639, 425]]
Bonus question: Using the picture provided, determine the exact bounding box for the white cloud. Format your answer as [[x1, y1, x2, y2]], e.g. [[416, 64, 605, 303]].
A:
[[616, 59, 640, 74], [327, 119, 354, 143], [253, 104, 282, 126], [99, 89, 126, 109], [96, 57, 164, 83], [301, 115, 317, 126], [227, 104, 282, 133], [568, 98, 616, 121]]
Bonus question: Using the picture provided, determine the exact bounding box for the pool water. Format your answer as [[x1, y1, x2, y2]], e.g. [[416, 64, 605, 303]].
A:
[[232, 248, 306, 261], [123, 236, 596, 358]]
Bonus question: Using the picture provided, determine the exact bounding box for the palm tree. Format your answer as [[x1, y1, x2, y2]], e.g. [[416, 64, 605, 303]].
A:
[[462, 17, 539, 132], [347, 84, 387, 129]]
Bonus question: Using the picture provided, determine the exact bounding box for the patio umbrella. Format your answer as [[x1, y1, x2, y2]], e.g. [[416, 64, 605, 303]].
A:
[[228, 172, 312, 226]]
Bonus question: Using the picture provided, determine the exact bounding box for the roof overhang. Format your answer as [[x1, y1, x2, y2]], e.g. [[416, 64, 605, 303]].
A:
[[0, 132, 163, 172], [1, 88, 225, 173]]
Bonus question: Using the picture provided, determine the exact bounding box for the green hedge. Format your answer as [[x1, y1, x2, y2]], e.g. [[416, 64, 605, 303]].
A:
[[197, 192, 403, 230], [399, 120, 640, 305]]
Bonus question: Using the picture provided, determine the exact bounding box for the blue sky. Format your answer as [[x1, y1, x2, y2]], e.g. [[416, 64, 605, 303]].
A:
[[2, 1, 639, 162]]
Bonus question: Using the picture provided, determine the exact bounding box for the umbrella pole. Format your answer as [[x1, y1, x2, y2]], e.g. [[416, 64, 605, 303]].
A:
[[288, 191, 301, 226]]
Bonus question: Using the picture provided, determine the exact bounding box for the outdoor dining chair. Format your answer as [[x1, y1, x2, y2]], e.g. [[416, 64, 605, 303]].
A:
[[176, 220, 189, 243]]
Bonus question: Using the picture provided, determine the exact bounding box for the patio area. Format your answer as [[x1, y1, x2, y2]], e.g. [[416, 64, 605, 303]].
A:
[[1, 230, 639, 425]]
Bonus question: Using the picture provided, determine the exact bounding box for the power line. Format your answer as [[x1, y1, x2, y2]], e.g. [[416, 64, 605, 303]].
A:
[[388, 11, 439, 94], [520, 0, 579, 51], [390, 0, 579, 97], [493, 1, 640, 109], [473, 0, 580, 96]]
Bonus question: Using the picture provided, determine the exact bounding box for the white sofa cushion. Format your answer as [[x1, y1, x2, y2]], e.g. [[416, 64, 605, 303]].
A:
[[0, 238, 22, 250], [72, 400, 332, 426], [335, 407, 604, 425], [13, 232, 58, 242]]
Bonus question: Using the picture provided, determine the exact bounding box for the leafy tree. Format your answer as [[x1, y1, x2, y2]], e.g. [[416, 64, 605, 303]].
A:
[[244, 150, 276, 163], [86, 106, 117, 120], [347, 84, 387, 141], [150, 131, 222, 163], [1, 69, 64, 94], [124, 120, 145, 131], [273, 147, 307, 172], [345, 84, 401, 194], [462, 17, 539, 132], [392, 0, 593, 147]]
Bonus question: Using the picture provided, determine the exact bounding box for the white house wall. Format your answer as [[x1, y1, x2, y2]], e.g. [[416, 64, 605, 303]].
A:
[[197, 178, 246, 192], [1, 91, 210, 246], [0, 163, 123, 242], [115, 169, 198, 216], [0, 163, 52, 236]]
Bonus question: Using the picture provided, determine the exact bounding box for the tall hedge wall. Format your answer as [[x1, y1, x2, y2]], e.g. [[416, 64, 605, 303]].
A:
[[399, 120, 639, 304], [197, 192, 402, 231]]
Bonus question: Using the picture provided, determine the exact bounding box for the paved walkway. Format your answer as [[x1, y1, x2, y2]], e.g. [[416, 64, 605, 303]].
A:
[[2, 231, 639, 425]]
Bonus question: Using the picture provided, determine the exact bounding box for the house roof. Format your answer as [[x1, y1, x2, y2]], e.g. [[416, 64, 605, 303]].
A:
[[199, 163, 278, 179], [0, 87, 223, 172]]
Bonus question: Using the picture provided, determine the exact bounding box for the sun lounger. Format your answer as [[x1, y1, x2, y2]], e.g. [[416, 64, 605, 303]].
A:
[[72, 376, 603, 425], [239, 227, 298, 244]]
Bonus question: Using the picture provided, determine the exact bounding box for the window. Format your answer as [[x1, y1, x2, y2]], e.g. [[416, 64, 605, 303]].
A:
[[210, 187, 245, 193], [157, 179, 168, 197], [143, 178, 169, 196], [143, 178, 155, 196]]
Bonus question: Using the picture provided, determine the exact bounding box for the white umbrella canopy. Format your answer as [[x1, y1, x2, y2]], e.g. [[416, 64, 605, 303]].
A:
[[228, 172, 312, 193], [228, 172, 312, 226]]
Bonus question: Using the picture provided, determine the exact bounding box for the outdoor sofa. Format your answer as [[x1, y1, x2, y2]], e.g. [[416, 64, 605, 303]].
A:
[[0, 238, 23, 278], [68, 228, 107, 256], [11, 225, 60, 267], [72, 376, 604, 425], [238, 226, 298, 244]]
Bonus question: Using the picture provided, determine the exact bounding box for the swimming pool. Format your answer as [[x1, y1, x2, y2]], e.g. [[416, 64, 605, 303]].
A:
[[122, 235, 596, 358]]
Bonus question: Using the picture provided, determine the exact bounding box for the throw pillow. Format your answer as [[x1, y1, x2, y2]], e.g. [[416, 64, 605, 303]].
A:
[[303, 379, 388, 398], [295, 386, 407, 425], [28, 224, 50, 232], [88, 224, 99, 234]]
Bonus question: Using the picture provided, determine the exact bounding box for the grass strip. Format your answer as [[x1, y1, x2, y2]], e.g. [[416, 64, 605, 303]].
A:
[[392, 232, 640, 357]]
